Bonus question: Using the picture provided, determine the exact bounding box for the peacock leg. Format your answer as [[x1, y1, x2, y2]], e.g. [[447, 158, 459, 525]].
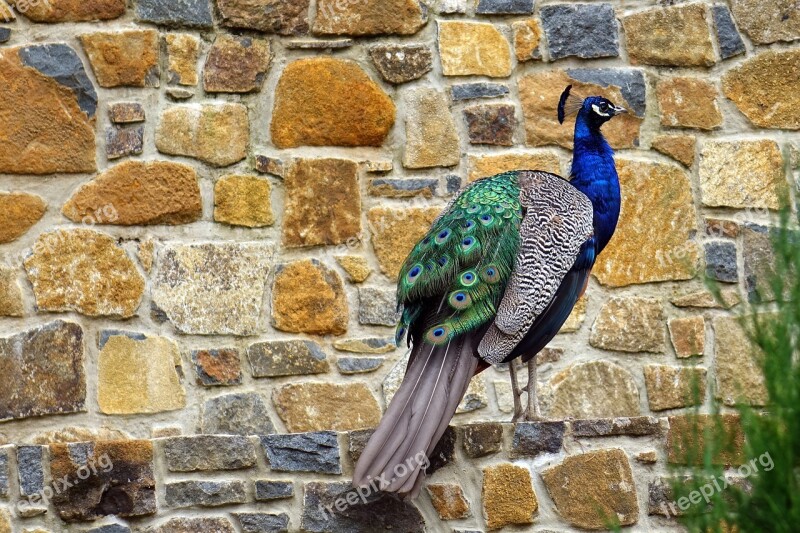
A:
[[524, 357, 543, 421], [509, 361, 523, 423]]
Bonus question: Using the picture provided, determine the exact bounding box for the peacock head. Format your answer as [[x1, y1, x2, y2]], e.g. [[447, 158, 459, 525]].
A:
[[558, 85, 627, 129]]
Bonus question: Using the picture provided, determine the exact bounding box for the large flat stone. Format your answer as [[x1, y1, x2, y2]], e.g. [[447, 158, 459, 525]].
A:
[[0, 44, 96, 174], [482, 464, 537, 530], [152, 242, 273, 336], [202, 392, 276, 436], [135, 0, 212, 28], [438, 21, 511, 77], [273, 383, 380, 432], [24, 229, 144, 318], [467, 152, 560, 182], [203, 34, 271, 93], [667, 414, 745, 466], [156, 103, 249, 166], [261, 432, 340, 474], [657, 77, 722, 130], [730, 0, 800, 44], [622, 4, 715, 67], [214, 175, 274, 228], [79, 30, 159, 87], [541, 3, 619, 60], [590, 296, 665, 353], [63, 161, 201, 225], [164, 436, 257, 472], [644, 365, 706, 411], [247, 340, 330, 377], [217, 0, 309, 35], [271, 260, 348, 336], [714, 316, 768, 406], [544, 361, 640, 419], [0, 192, 46, 244], [271, 58, 395, 148], [165, 480, 247, 508], [314, 0, 426, 36], [403, 88, 460, 168]]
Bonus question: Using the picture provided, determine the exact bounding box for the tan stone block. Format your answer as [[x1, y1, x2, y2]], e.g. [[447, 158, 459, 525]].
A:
[[427, 483, 470, 520], [482, 464, 537, 530], [730, 0, 800, 44], [335, 256, 372, 283], [272, 259, 348, 336], [403, 88, 460, 169], [24, 229, 144, 318], [367, 207, 441, 280], [594, 159, 700, 287], [644, 365, 706, 411], [0, 266, 24, 317], [467, 152, 561, 182], [438, 21, 512, 77], [32, 426, 129, 444], [623, 4, 715, 67], [657, 77, 722, 130], [0, 508, 9, 533], [203, 34, 271, 93], [714, 316, 768, 406], [699, 140, 787, 210], [10, 0, 125, 21], [165, 33, 199, 86], [590, 296, 665, 353], [0, 192, 45, 244], [512, 19, 542, 62], [541, 449, 638, 529], [80, 30, 159, 88], [272, 383, 380, 432], [214, 175, 274, 228], [669, 316, 705, 358], [271, 57, 395, 148], [651, 134, 696, 167], [63, 161, 201, 226], [667, 414, 745, 466], [98, 333, 186, 414], [137, 238, 155, 273], [545, 360, 641, 419], [314, 0, 426, 36], [671, 287, 741, 309], [156, 103, 249, 167], [519, 69, 643, 150], [636, 450, 658, 464], [722, 50, 800, 130]]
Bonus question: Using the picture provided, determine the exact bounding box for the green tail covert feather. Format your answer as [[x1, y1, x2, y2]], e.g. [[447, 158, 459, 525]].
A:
[[396, 172, 523, 347]]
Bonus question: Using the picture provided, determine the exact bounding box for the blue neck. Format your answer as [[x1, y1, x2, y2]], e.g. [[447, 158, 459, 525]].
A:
[[569, 113, 621, 255]]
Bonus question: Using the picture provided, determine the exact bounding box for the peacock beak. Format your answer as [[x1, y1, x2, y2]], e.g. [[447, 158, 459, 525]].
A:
[[613, 105, 628, 116]]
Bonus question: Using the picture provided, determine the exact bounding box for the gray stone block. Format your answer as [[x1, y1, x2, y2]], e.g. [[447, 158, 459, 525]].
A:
[[541, 3, 619, 60]]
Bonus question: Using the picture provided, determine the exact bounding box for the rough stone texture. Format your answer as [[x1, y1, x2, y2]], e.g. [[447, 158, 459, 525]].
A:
[[255, 481, 294, 501], [669, 316, 706, 358], [273, 383, 380, 432], [706, 218, 741, 239], [651, 134, 696, 167], [743, 224, 777, 302], [271, 58, 395, 148], [191, 349, 242, 386], [722, 50, 800, 129], [512, 19, 541, 62], [511, 422, 565, 458], [248, 340, 329, 377], [17, 445, 44, 496], [282, 158, 361, 247], [460, 423, 503, 458], [541, 449, 638, 529], [482, 464, 537, 531], [151, 517, 235, 533], [109, 102, 145, 123], [165, 436, 256, 471], [333, 337, 395, 354], [427, 484, 470, 520], [438, 21, 512, 77], [623, 4, 716, 67], [50, 440, 156, 521], [667, 414, 745, 466], [451, 82, 509, 101], [156, 103, 249, 166], [204, 34, 271, 93], [11, 0, 125, 21], [590, 297, 665, 353], [302, 482, 425, 532], [337, 357, 384, 375], [671, 287, 742, 310], [261, 432, 340, 474], [272, 260, 348, 335], [217, 0, 309, 35], [712, 5, 746, 59], [24, 229, 144, 318], [714, 316, 768, 406], [594, 160, 700, 287], [403, 88, 460, 168], [214, 175, 274, 228], [571, 417, 661, 438], [166, 480, 247, 508], [0, 192, 46, 244], [0, 44, 97, 174], [519, 69, 643, 150], [80, 30, 159, 88], [369, 44, 432, 84], [335, 256, 372, 283], [202, 392, 276, 436], [705, 241, 738, 283], [368, 207, 441, 279], [106, 125, 144, 159], [235, 513, 290, 533], [135, 0, 212, 28], [464, 104, 517, 146], [165, 34, 199, 85], [314, 0, 427, 36], [657, 77, 722, 130], [152, 242, 272, 336], [98, 333, 186, 415], [644, 365, 706, 411], [0, 449, 8, 497], [358, 286, 400, 326], [730, 0, 800, 44], [699, 140, 787, 209], [545, 361, 641, 419], [541, 3, 619, 60], [63, 161, 201, 225], [370, 178, 438, 199], [467, 152, 560, 182]]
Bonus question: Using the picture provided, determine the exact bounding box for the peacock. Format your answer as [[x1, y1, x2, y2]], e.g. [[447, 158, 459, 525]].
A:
[[354, 86, 627, 498]]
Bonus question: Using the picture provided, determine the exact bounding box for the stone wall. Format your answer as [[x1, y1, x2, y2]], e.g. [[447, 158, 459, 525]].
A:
[[0, 0, 798, 531]]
